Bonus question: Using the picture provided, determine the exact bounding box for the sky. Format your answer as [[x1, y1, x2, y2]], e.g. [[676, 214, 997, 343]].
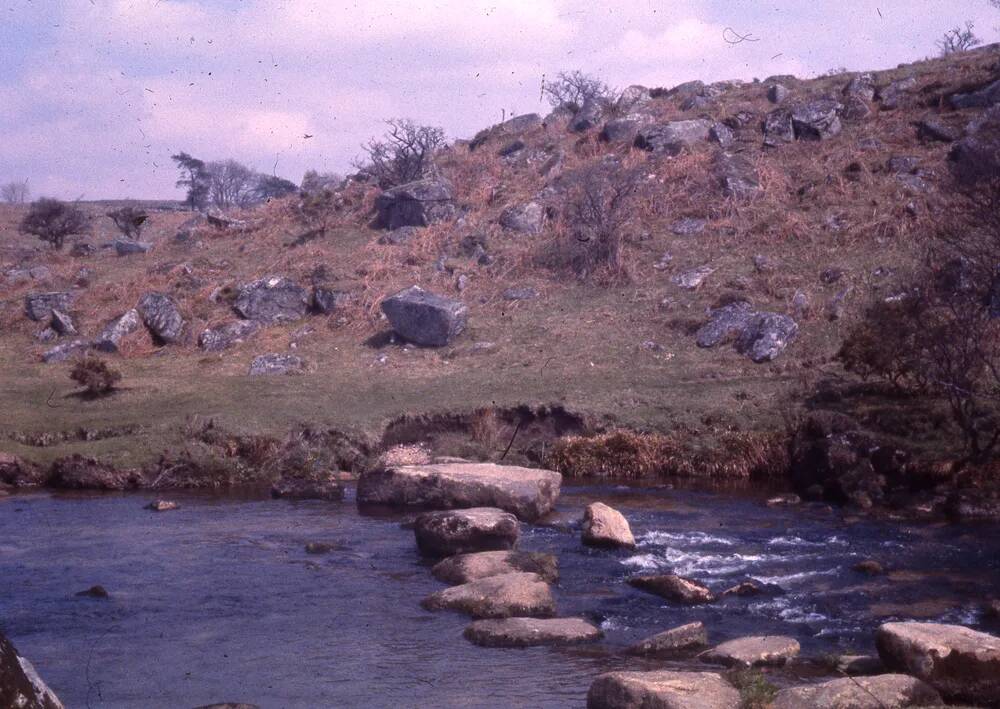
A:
[[1, 0, 998, 200]]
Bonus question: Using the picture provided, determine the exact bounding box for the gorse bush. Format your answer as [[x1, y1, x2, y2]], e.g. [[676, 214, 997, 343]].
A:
[[70, 358, 122, 397], [19, 198, 89, 249]]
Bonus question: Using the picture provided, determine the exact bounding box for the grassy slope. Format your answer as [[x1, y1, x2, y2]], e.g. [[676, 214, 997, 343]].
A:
[[1, 46, 997, 469]]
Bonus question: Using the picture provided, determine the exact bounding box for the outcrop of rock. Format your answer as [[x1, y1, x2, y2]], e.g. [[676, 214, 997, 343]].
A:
[[94, 309, 141, 352], [137, 292, 185, 344], [950, 105, 1000, 186], [270, 475, 344, 501], [25, 292, 73, 322], [233, 276, 309, 324], [771, 674, 940, 709], [499, 202, 544, 235], [248, 353, 306, 376], [374, 177, 455, 229], [635, 120, 712, 155], [695, 302, 756, 348], [601, 117, 648, 144], [628, 574, 715, 604], [198, 320, 259, 352], [379, 285, 467, 347], [0, 630, 64, 709], [571, 97, 604, 132], [114, 239, 151, 256], [586, 670, 740, 709], [879, 77, 917, 110], [312, 288, 351, 314], [703, 635, 800, 667], [464, 617, 601, 647], [764, 109, 795, 146], [357, 462, 561, 521], [413, 507, 520, 557], [48, 455, 139, 491], [713, 152, 761, 197], [581, 502, 635, 549], [421, 572, 555, 618], [875, 621, 1000, 705], [791, 99, 843, 140], [627, 622, 709, 657], [949, 78, 1000, 110], [432, 550, 558, 584], [470, 113, 541, 150]]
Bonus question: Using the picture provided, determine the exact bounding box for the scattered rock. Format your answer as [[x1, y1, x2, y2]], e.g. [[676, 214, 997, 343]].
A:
[[949, 78, 1000, 110], [571, 97, 604, 132], [887, 156, 920, 174], [669, 218, 707, 236], [248, 353, 306, 376], [878, 77, 917, 110], [842, 95, 872, 121], [25, 292, 73, 322], [581, 502, 635, 549], [233, 276, 310, 324], [0, 629, 65, 709], [198, 320, 259, 352], [627, 622, 709, 657], [145, 500, 179, 512], [380, 285, 467, 347], [464, 617, 602, 647], [764, 109, 795, 146], [703, 635, 800, 667], [6, 265, 51, 285], [375, 177, 455, 230], [791, 99, 843, 140], [502, 287, 539, 301], [672, 266, 715, 290], [76, 585, 110, 599], [50, 309, 77, 336], [876, 621, 1000, 705], [413, 507, 520, 557], [587, 670, 740, 709], [270, 475, 344, 501], [709, 122, 735, 148], [768, 83, 790, 104], [41, 339, 91, 363], [696, 302, 757, 348], [432, 550, 559, 584], [734, 312, 798, 363], [844, 73, 876, 101], [312, 288, 352, 314], [114, 239, 151, 256], [377, 225, 420, 245], [137, 292, 185, 344], [628, 574, 715, 604], [358, 461, 560, 521], [635, 120, 712, 155], [772, 674, 940, 709], [714, 152, 761, 197], [601, 118, 645, 144], [917, 117, 961, 143], [421, 572, 554, 618], [499, 202, 544, 235]]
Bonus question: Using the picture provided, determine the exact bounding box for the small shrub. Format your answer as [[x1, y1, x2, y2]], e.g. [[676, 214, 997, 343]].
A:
[[354, 119, 445, 188], [70, 358, 122, 397], [19, 198, 89, 249], [838, 295, 928, 392], [107, 205, 149, 240]]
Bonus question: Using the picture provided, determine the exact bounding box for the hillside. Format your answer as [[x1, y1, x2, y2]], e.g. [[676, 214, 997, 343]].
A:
[[2, 45, 999, 507]]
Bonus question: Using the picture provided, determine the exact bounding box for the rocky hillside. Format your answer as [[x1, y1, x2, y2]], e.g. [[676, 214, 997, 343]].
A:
[[2, 45, 1000, 503]]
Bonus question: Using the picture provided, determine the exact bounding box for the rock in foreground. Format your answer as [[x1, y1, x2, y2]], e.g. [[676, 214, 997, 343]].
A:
[[875, 621, 1000, 705], [432, 550, 558, 584], [587, 670, 739, 709], [0, 630, 63, 709], [628, 574, 715, 604], [421, 572, 554, 618], [581, 502, 635, 549], [414, 507, 519, 557], [627, 622, 709, 657], [357, 462, 561, 521], [380, 286, 467, 347], [703, 635, 800, 667], [771, 674, 940, 709], [463, 617, 601, 647]]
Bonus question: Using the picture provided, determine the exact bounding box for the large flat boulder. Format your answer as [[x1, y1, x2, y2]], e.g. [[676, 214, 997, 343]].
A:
[[357, 462, 561, 521], [582, 502, 635, 549], [380, 285, 467, 347], [137, 292, 185, 344], [627, 622, 709, 657], [703, 635, 800, 667], [421, 572, 555, 618], [464, 617, 601, 647], [374, 177, 455, 229], [875, 621, 1000, 705], [233, 276, 309, 324], [587, 670, 740, 709], [413, 507, 519, 557], [628, 574, 715, 604], [0, 630, 63, 709], [772, 674, 940, 709], [432, 550, 558, 584]]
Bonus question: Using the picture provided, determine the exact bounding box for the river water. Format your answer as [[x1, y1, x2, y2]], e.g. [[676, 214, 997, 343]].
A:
[[1, 483, 998, 708]]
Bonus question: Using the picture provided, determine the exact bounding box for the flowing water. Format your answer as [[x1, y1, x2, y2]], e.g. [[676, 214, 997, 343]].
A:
[[1, 483, 998, 708]]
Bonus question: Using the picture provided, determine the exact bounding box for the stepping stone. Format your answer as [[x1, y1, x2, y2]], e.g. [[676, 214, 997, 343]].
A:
[[463, 617, 601, 647]]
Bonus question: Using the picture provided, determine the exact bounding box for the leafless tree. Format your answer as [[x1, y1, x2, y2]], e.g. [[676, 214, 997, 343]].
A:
[[1, 180, 30, 204], [937, 21, 981, 55], [354, 119, 445, 188], [542, 70, 613, 112], [19, 198, 89, 249], [206, 159, 257, 209]]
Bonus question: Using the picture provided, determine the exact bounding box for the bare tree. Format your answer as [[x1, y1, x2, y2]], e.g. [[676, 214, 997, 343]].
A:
[[542, 70, 613, 112], [937, 21, 981, 55], [19, 198, 89, 249], [1, 180, 30, 204], [354, 119, 445, 188], [206, 159, 257, 209]]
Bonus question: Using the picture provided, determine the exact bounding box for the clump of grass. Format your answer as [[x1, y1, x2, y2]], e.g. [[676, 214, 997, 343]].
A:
[[545, 428, 789, 480], [725, 668, 777, 709]]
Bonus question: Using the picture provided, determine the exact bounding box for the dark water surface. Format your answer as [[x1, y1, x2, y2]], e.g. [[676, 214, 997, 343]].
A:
[[1, 484, 998, 708]]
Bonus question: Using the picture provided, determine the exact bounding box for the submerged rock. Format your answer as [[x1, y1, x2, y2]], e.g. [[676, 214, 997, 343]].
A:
[[356, 462, 561, 521], [76, 585, 110, 599], [413, 507, 519, 557], [703, 635, 800, 667], [627, 622, 709, 657], [876, 621, 1000, 705], [587, 670, 739, 709], [0, 629, 64, 709], [581, 502, 635, 549], [145, 500, 179, 512], [628, 574, 715, 605], [421, 572, 554, 618], [380, 286, 467, 347], [432, 550, 558, 584], [463, 617, 601, 647], [772, 674, 940, 709]]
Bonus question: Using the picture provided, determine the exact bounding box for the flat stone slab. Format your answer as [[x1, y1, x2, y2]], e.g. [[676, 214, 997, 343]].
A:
[[414, 507, 519, 557], [627, 622, 708, 657], [587, 670, 740, 709], [772, 674, 941, 709], [421, 572, 554, 619], [463, 617, 602, 647], [432, 550, 558, 584], [703, 635, 800, 667], [876, 621, 1000, 705], [357, 462, 561, 521]]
